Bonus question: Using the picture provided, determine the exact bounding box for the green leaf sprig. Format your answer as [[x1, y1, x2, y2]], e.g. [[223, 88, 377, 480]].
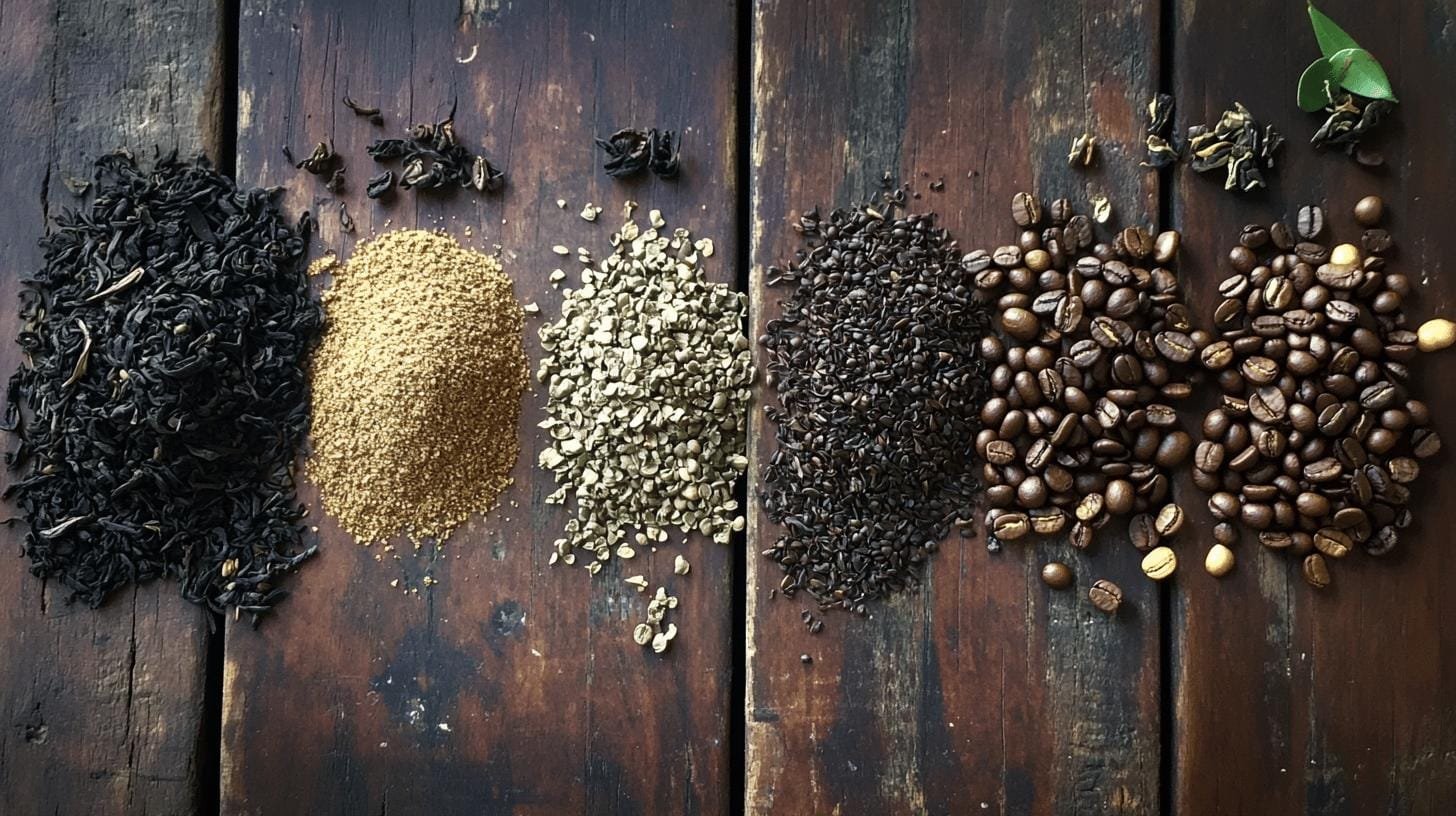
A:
[[1298, 3, 1397, 112]]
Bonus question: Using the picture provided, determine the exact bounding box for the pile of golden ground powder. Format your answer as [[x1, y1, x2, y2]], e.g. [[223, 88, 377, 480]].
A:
[[308, 230, 527, 543]]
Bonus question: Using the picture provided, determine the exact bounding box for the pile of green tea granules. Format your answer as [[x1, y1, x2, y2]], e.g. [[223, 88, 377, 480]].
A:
[[537, 210, 753, 652], [308, 230, 527, 545]]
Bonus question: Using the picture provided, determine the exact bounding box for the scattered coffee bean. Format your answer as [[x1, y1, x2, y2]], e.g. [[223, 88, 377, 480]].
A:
[[1204, 544, 1236, 577], [1302, 553, 1331, 588], [1089, 579, 1124, 613], [1353, 195, 1384, 227], [1418, 318, 1455, 352], [1141, 546, 1177, 580], [1041, 562, 1074, 590]]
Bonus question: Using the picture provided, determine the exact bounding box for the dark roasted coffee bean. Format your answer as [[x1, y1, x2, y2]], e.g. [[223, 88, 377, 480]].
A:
[[1300, 553, 1331, 588], [1154, 503, 1185, 537], [1304, 457, 1343, 483], [1412, 428, 1442, 458], [1295, 242, 1330, 265], [1208, 491, 1239, 520], [1012, 192, 1043, 227], [1354, 195, 1384, 227], [1229, 245, 1258, 274], [1249, 386, 1287, 424], [1241, 502, 1274, 529], [1089, 579, 1123, 613], [1296, 205, 1325, 239], [1069, 521, 1094, 549], [1213, 298, 1245, 328], [1387, 457, 1419, 483], [1041, 561, 1074, 589], [1129, 513, 1159, 551], [1156, 432, 1192, 468], [1259, 530, 1293, 549], [1362, 228, 1393, 255], [1105, 480, 1135, 515], [1239, 224, 1270, 249], [1153, 331, 1195, 363], [1314, 527, 1352, 558]]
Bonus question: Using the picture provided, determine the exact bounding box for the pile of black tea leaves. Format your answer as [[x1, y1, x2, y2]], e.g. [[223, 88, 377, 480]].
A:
[[4, 151, 321, 623], [760, 200, 992, 613]]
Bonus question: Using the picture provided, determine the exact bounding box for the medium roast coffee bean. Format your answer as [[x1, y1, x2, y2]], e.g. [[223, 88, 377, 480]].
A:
[[1041, 561, 1074, 589], [1089, 579, 1123, 613], [1012, 192, 1043, 228], [1154, 503, 1185, 537], [1302, 553, 1331, 588], [1354, 195, 1383, 226], [1130, 513, 1159, 551]]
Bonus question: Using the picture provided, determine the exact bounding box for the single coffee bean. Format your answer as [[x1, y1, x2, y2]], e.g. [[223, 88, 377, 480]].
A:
[[1141, 546, 1177, 580], [1240, 224, 1270, 249], [1069, 521, 1093, 550], [1229, 245, 1258, 274], [991, 512, 1031, 541], [1089, 579, 1123, 613], [1154, 503, 1186, 537], [1105, 479, 1135, 514], [1130, 513, 1160, 551], [1302, 553, 1331, 588], [1240, 356, 1279, 385], [1314, 528, 1352, 558], [1041, 561, 1074, 589], [1001, 307, 1041, 341], [1156, 432, 1193, 468], [1362, 228, 1394, 255], [1154, 331, 1196, 363], [1418, 318, 1456, 351], [1213, 522, 1238, 546], [986, 439, 1016, 465], [1296, 205, 1325, 239], [1269, 220, 1296, 250], [1208, 492, 1239, 520], [1153, 230, 1181, 263], [1329, 242, 1360, 266], [1030, 508, 1068, 535], [1412, 428, 1442, 458], [1304, 457, 1343, 483], [1354, 195, 1384, 227], [1204, 544, 1236, 577], [1296, 242, 1331, 265], [1387, 457, 1419, 483], [1011, 192, 1043, 228]]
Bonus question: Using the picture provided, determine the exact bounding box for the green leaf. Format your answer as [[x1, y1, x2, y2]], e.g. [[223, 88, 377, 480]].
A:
[[1308, 3, 1362, 58], [1328, 47, 1398, 102], [1298, 57, 1337, 111]]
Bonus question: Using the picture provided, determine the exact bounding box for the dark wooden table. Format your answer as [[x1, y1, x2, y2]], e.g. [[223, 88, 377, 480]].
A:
[[2, 1, 1454, 814]]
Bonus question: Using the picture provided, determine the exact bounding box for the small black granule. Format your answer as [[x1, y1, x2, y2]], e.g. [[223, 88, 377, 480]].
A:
[[759, 202, 991, 613], [4, 151, 321, 623]]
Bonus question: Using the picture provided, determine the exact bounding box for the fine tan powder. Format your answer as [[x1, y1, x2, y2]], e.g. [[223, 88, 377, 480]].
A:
[[308, 230, 527, 543]]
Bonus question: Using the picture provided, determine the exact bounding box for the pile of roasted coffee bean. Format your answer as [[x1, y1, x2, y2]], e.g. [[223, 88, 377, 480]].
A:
[[1192, 197, 1441, 589], [971, 193, 1202, 580]]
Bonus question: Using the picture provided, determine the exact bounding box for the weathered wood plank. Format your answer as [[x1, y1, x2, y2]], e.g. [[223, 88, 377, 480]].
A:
[[1170, 1, 1456, 813], [746, 1, 1162, 812], [0, 1, 222, 814], [222, 2, 738, 814]]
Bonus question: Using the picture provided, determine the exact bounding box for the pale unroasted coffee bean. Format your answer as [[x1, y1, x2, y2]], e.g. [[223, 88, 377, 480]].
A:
[[1141, 546, 1177, 580], [1204, 544, 1236, 577]]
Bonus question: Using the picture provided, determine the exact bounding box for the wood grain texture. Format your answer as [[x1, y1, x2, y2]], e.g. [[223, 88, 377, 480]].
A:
[[0, 1, 221, 814], [1170, 1, 1456, 813], [746, 1, 1163, 813], [221, 1, 739, 814]]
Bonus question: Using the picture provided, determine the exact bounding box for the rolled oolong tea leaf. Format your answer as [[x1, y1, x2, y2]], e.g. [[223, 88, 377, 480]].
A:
[[595, 127, 682, 179], [4, 151, 321, 621], [536, 214, 753, 581], [1186, 103, 1283, 193], [365, 104, 504, 194], [760, 201, 991, 613], [342, 95, 385, 126]]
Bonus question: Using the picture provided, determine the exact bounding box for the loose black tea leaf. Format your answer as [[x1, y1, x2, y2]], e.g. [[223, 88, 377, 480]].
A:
[[366, 170, 395, 199], [342, 95, 384, 126], [4, 151, 321, 622], [295, 140, 339, 175], [364, 105, 503, 195], [647, 129, 680, 178], [1143, 94, 1180, 168], [1310, 94, 1394, 163], [595, 128, 651, 178], [595, 127, 682, 180], [326, 168, 345, 193], [339, 201, 355, 233], [760, 200, 990, 612]]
